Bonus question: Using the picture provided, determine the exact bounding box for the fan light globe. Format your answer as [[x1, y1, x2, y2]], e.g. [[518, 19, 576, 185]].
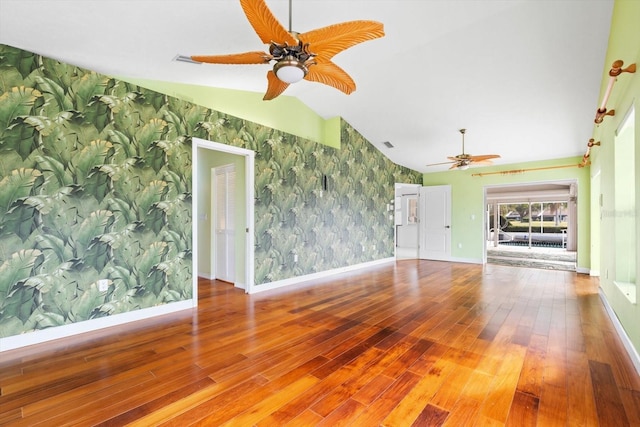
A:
[[274, 56, 307, 84], [276, 65, 305, 83]]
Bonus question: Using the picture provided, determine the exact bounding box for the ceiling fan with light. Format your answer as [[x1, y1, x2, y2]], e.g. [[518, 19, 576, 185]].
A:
[[182, 0, 384, 100], [426, 129, 501, 170]]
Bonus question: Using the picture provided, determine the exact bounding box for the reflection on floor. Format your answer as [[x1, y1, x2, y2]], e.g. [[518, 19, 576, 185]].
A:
[[396, 246, 418, 260], [487, 244, 577, 271], [397, 244, 577, 272]]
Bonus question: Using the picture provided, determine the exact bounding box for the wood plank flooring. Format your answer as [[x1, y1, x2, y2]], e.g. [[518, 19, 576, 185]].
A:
[[1, 260, 639, 426]]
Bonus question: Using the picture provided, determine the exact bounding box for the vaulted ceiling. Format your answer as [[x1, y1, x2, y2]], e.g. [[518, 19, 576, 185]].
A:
[[0, 0, 614, 172]]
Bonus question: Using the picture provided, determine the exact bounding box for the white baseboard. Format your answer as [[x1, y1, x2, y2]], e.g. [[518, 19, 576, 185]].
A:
[[0, 300, 195, 352], [198, 272, 214, 280], [576, 266, 591, 275], [590, 270, 600, 277], [397, 257, 482, 265], [249, 258, 395, 294], [395, 247, 418, 259], [598, 289, 640, 376], [450, 257, 483, 265], [198, 274, 244, 290]]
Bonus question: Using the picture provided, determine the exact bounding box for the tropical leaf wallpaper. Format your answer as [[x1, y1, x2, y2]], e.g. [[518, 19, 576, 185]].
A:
[[248, 121, 421, 283], [0, 44, 420, 339]]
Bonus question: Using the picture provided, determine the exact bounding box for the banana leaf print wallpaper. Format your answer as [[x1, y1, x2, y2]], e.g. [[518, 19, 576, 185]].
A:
[[0, 44, 421, 339]]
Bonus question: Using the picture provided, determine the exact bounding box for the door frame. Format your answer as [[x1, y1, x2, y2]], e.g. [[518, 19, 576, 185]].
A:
[[193, 138, 255, 298]]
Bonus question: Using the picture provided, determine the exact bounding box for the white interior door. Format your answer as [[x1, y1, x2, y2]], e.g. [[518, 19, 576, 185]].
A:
[[419, 185, 451, 261], [213, 165, 235, 283]]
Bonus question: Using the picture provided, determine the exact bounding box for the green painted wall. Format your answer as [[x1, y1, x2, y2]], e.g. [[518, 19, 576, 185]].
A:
[[423, 156, 591, 268], [0, 44, 421, 339], [122, 79, 342, 149], [590, 0, 640, 357]]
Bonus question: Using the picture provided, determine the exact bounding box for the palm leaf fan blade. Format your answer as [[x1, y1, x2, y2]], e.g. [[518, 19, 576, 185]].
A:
[[240, 0, 298, 46], [305, 61, 356, 94], [299, 21, 384, 62], [473, 160, 495, 165], [469, 154, 501, 162], [426, 161, 456, 167], [263, 70, 290, 100], [191, 51, 271, 64]]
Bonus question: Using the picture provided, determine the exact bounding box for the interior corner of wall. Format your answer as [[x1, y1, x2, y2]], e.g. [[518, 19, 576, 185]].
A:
[[322, 116, 342, 149]]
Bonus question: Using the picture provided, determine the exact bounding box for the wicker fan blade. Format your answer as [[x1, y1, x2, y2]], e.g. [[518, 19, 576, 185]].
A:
[[263, 70, 290, 100], [240, 0, 298, 46], [426, 160, 457, 167], [299, 20, 384, 62], [191, 51, 271, 64], [305, 61, 356, 94], [471, 160, 495, 166], [449, 163, 463, 170], [469, 154, 501, 162]]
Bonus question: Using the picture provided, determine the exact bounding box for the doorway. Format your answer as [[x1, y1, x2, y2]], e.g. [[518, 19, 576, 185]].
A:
[[395, 183, 420, 259], [193, 138, 255, 298], [394, 183, 452, 261], [484, 181, 577, 271]]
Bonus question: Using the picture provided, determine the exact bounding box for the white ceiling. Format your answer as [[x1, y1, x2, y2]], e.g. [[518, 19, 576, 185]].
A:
[[0, 0, 614, 173]]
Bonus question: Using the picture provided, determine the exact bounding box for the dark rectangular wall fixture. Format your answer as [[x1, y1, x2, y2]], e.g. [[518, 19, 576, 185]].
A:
[[322, 174, 328, 191]]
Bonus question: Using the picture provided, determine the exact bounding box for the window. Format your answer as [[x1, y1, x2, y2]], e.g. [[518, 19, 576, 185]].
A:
[[490, 202, 568, 246], [614, 105, 636, 303]]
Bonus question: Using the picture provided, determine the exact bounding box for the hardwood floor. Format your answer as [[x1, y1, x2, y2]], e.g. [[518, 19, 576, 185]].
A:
[[1, 260, 639, 426]]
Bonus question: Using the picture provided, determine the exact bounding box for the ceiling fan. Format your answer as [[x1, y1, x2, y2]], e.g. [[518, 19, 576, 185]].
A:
[[427, 129, 501, 170], [185, 0, 384, 100]]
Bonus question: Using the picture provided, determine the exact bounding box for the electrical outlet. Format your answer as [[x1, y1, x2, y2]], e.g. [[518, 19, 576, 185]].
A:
[[293, 254, 298, 263], [98, 279, 109, 292], [372, 245, 376, 251]]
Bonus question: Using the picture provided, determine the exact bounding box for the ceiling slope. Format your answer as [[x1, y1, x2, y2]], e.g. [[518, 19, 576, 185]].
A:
[[0, 0, 614, 172]]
